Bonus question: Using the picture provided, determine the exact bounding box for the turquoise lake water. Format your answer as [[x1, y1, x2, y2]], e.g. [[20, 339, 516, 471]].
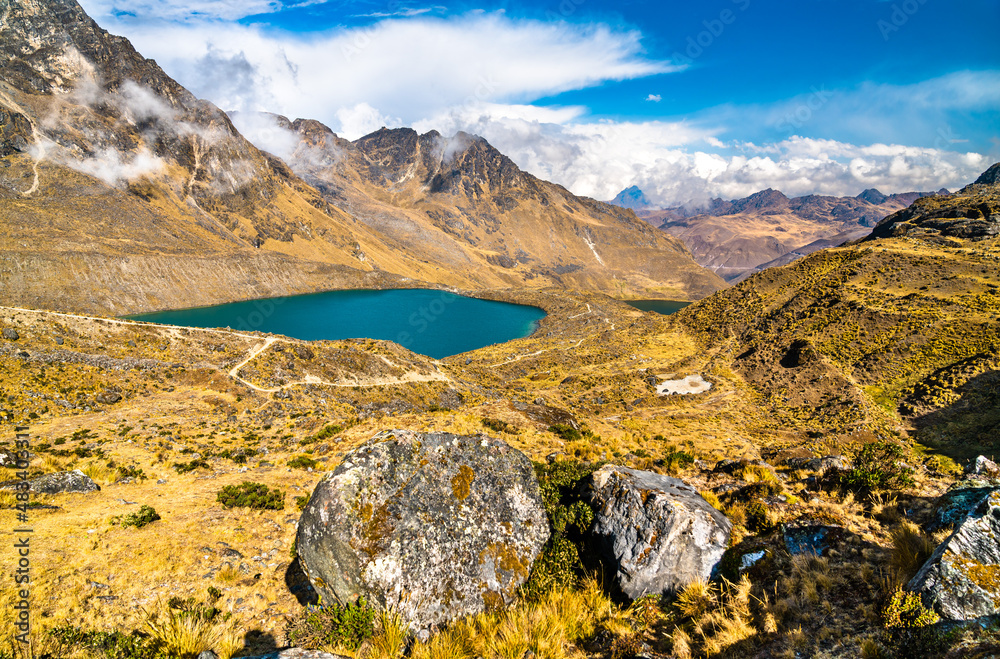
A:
[[125, 289, 546, 359], [624, 300, 692, 315]]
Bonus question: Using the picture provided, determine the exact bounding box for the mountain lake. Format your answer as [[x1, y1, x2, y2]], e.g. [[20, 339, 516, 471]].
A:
[[624, 300, 692, 315], [125, 289, 546, 359]]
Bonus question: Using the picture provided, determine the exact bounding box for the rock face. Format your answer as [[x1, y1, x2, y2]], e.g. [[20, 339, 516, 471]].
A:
[[966, 455, 1000, 479], [908, 490, 1000, 620], [296, 430, 549, 632], [586, 465, 732, 599], [0, 469, 100, 494]]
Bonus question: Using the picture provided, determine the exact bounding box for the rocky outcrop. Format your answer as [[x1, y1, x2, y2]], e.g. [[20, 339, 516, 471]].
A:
[[908, 490, 1000, 620], [0, 469, 100, 494], [586, 465, 732, 599], [296, 430, 549, 632]]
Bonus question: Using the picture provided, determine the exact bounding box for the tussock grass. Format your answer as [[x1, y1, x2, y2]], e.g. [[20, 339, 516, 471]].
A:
[[889, 520, 936, 583], [410, 579, 614, 659]]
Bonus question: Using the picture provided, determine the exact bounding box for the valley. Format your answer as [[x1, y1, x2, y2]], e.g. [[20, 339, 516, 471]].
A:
[[0, 1, 999, 658]]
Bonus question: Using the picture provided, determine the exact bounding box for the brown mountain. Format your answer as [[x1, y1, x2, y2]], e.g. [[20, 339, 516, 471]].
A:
[[630, 187, 945, 282], [0, 0, 722, 315], [677, 163, 999, 456], [235, 114, 724, 299]]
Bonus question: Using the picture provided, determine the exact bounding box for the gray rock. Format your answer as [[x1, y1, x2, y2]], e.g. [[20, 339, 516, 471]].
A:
[[239, 651, 349, 659], [54, 337, 63, 345], [296, 430, 549, 632], [783, 523, 846, 556], [197, 652, 218, 659], [586, 465, 732, 599], [965, 455, 1000, 479], [930, 482, 1000, 531], [0, 469, 100, 494], [95, 390, 122, 405], [908, 490, 1000, 620], [2, 328, 19, 341], [783, 455, 850, 473], [0, 451, 14, 467]]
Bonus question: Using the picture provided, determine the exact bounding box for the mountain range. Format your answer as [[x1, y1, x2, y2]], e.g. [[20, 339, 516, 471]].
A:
[[0, 0, 721, 316], [610, 185, 947, 281]]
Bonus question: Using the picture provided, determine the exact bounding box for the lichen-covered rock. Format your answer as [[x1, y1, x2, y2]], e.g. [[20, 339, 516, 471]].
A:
[[0, 469, 101, 494], [240, 651, 349, 659], [586, 465, 732, 599], [2, 328, 18, 341], [296, 430, 549, 632], [929, 482, 999, 532], [908, 490, 1000, 620], [965, 455, 1000, 479]]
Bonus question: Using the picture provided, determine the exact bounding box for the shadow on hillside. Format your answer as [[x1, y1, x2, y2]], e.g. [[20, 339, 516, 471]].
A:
[[906, 368, 1000, 464], [232, 630, 280, 657], [285, 556, 319, 605]]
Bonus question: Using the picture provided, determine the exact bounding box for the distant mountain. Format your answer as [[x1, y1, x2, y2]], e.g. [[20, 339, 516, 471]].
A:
[[608, 185, 653, 211], [242, 117, 725, 300], [645, 188, 947, 281]]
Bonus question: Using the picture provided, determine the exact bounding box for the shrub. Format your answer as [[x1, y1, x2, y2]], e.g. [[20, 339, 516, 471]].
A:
[[48, 626, 162, 658], [302, 422, 351, 445], [295, 495, 310, 510], [841, 440, 915, 491], [117, 464, 147, 480], [522, 461, 601, 598], [481, 417, 522, 434], [285, 598, 376, 652], [882, 589, 939, 629], [661, 445, 695, 475], [216, 481, 284, 510], [121, 505, 161, 529], [173, 459, 210, 474], [548, 423, 582, 442], [288, 455, 320, 470], [744, 500, 774, 535]]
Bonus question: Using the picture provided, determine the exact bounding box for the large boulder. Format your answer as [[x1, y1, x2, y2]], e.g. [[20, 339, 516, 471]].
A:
[[296, 430, 549, 632], [908, 490, 1000, 620], [587, 465, 732, 599], [0, 469, 100, 494]]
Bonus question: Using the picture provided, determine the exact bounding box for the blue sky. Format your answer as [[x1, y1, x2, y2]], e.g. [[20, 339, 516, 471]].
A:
[[80, 0, 999, 205]]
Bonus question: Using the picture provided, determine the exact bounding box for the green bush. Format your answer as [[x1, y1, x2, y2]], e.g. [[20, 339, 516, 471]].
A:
[[662, 444, 696, 474], [173, 459, 210, 474], [121, 505, 161, 529], [217, 481, 285, 510], [842, 441, 915, 491], [117, 465, 147, 481], [481, 417, 522, 434], [288, 455, 320, 470], [285, 598, 376, 651], [295, 495, 310, 510], [744, 500, 773, 534], [882, 589, 939, 629], [548, 423, 582, 442], [522, 460, 602, 599], [48, 625, 162, 658]]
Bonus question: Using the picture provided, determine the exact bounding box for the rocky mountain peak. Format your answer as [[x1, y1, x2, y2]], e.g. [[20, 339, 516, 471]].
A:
[[857, 188, 888, 205], [728, 188, 790, 214], [972, 162, 1000, 187], [610, 186, 653, 210]]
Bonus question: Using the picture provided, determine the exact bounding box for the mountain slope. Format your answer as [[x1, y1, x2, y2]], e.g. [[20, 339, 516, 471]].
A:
[[238, 116, 725, 299], [676, 165, 1000, 458], [647, 188, 944, 281], [0, 0, 723, 314]]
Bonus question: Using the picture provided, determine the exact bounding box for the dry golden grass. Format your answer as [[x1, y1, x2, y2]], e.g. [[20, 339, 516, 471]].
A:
[[409, 579, 616, 659], [888, 520, 936, 583]]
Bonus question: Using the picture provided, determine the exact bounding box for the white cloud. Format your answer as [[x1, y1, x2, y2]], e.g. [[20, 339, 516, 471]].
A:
[[646, 94, 662, 102], [89, 11, 674, 133]]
